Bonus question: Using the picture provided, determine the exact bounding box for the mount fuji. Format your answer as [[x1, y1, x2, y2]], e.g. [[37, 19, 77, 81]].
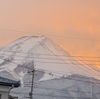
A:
[[0, 36, 100, 99]]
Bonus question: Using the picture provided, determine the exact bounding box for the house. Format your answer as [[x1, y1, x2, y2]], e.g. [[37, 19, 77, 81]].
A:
[[0, 76, 20, 99]]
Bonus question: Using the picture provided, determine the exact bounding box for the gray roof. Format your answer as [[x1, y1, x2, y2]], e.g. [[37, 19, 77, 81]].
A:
[[0, 76, 20, 87]]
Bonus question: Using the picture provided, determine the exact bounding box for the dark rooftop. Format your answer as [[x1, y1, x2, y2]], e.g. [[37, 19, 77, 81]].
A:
[[0, 76, 20, 87]]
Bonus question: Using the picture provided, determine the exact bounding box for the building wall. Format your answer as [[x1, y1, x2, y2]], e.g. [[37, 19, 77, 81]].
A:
[[0, 85, 10, 99]]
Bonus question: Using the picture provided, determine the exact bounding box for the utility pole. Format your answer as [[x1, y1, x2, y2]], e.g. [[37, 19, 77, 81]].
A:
[[29, 61, 35, 99], [91, 83, 93, 99]]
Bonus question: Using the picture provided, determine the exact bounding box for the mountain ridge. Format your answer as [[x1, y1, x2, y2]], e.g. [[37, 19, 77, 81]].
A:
[[0, 36, 100, 82]]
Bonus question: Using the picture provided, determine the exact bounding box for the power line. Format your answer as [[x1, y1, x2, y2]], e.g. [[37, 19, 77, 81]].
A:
[[0, 56, 100, 99], [6, 60, 100, 84], [1, 53, 100, 80], [0, 51, 100, 74], [1, 49, 100, 64], [1, 54, 100, 67], [0, 54, 100, 71], [1, 49, 100, 59], [0, 53, 100, 77], [1, 53, 100, 62], [0, 28, 100, 41], [24, 84, 91, 94], [0, 55, 100, 84]]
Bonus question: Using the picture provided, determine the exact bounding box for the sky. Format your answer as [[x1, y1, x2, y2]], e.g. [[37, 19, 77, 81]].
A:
[[0, 0, 100, 67]]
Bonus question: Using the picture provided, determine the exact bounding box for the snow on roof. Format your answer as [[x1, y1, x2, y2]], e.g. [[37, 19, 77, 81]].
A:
[[0, 76, 20, 87]]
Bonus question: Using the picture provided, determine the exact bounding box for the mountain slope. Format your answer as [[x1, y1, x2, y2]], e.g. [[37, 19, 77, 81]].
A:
[[0, 36, 100, 82], [0, 36, 100, 99]]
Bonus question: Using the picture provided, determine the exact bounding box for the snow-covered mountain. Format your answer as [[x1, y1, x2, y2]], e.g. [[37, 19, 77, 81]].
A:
[[0, 36, 100, 99], [0, 36, 100, 80]]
